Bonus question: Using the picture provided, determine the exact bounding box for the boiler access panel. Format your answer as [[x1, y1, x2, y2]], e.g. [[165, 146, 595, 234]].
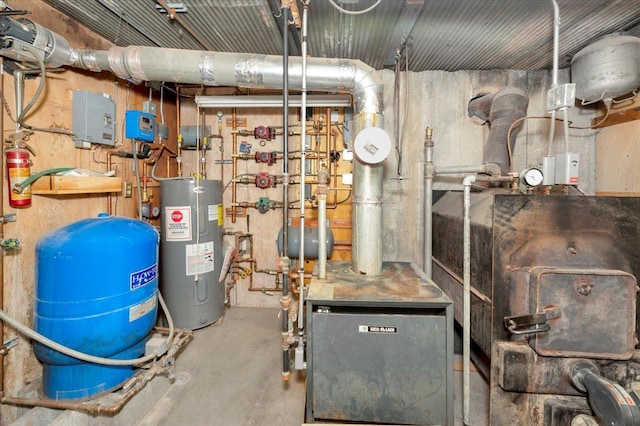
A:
[[305, 261, 454, 425]]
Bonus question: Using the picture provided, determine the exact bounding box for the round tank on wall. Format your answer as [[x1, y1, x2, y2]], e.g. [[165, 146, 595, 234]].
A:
[[160, 179, 224, 330], [571, 33, 640, 103], [277, 225, 334, 259], [34, 214, 159, 400]]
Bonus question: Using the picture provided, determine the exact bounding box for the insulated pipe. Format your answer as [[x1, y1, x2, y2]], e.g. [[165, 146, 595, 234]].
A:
[[462, 174, 476, 426], [51, 28, 384, 274], [467, 88, 529, 174]]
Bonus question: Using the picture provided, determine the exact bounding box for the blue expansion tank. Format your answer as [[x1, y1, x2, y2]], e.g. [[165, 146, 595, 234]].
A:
[[33, 214, 159, 400]]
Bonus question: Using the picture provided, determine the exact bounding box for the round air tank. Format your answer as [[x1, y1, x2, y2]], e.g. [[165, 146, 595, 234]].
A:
[[277, 225, 334, 259], [571, 33, 640, 103], [34, 214, 159, 400], [160, 179, 224, 329]]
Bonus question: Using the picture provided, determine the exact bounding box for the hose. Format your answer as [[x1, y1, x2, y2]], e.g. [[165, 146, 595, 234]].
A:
[[0, 291, 174, 367], [12, 167, 74, 193]]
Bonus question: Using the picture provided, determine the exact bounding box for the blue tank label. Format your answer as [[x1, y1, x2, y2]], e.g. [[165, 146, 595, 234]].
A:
[[130, 264, 158, 290]]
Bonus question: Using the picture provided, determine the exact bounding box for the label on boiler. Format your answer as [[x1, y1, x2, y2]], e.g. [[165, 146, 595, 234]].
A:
[[358, 325, 398, 334]]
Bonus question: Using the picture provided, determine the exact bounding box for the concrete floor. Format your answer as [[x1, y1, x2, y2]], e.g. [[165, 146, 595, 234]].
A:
[[136, 307, 489, 426]]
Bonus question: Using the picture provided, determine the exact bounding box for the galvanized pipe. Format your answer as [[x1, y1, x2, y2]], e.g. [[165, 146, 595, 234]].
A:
[[423, 127, 434, 278], [462, 174, 476, 426], [434, 163, 501, 176]]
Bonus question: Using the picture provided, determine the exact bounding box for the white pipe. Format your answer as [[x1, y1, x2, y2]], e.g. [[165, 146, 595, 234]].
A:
[[0, 292, 174, 367], [298, 0, 309, 336], [548, 0, 560, 155], [462, 174, 476, 426], [551, 0, 560, 88], [435, 163, 501, 176], [423, 128, 433, 279]]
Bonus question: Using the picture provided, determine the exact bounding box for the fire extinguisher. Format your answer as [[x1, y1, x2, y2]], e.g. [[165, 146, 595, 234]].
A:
[[6, 147, 32, 208]]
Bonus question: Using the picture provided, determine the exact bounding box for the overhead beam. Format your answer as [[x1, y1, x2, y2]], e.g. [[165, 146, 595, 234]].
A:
[[384, 0, 425, 68]]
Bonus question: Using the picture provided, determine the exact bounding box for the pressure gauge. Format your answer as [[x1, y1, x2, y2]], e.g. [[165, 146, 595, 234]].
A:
[[521, 167, 544, 187]]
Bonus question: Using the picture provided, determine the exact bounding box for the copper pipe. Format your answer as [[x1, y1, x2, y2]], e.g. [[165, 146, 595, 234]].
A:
[[106, 151, 115, 215], [176, 85, 182, 177], [231, 108, 238, 223]]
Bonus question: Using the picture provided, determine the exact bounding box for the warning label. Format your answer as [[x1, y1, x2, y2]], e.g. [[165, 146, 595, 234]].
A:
[[165, 206, 191, 241], [185, 241, 215, 276]]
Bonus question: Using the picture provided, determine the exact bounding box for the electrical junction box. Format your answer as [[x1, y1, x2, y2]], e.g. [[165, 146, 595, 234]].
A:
[[72, 91, 116, 149], [546, 83, 576, 112], [125, 110, 155, 142]]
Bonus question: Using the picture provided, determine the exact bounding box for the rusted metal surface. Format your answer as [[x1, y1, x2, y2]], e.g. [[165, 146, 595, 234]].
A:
[[433, 192, 640, 424], [307, 261, 448, 306], [305, 261, 454, 425]]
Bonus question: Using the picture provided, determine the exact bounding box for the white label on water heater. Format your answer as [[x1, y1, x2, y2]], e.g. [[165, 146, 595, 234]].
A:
[[207, 204, 218, 222], [129, 295, 157, 322], [165, 206, 192, 241], [185, 241, 215, 276]]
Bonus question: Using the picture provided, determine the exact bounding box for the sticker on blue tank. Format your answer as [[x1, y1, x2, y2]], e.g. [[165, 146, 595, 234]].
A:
[[130, 263, 158, 290]]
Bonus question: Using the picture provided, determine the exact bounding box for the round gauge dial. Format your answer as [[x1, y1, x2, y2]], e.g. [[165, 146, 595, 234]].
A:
[[522, 168, 544, 186]]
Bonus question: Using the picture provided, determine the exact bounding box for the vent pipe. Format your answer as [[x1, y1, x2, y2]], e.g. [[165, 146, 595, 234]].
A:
[[467, 87, 529, 174], [3, 18, 385, 275]]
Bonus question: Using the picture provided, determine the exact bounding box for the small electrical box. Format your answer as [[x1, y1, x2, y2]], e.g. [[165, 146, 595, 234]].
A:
[[72, 91, 116, 149], [125, 110, 155, 142], [555, 152, 579, 185]]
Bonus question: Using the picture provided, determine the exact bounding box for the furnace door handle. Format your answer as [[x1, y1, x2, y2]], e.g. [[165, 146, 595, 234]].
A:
[[504, 312, 551, 335]]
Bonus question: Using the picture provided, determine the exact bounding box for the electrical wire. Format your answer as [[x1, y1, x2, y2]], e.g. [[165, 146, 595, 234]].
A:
[[327, 0, 381, 15], [16, 45, 74, 136]]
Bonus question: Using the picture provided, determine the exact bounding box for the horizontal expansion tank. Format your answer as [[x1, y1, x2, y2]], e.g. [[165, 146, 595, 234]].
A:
[[34, 214, 159, 400]]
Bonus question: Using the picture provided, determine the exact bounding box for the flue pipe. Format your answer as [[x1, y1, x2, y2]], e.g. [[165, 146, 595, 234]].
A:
[[47, 22, 384, 275]]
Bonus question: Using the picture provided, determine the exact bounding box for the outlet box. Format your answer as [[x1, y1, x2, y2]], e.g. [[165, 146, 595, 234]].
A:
[[123, 182, 132, 198], [142, 101, 157, 116], [546, 83, 576, 112]]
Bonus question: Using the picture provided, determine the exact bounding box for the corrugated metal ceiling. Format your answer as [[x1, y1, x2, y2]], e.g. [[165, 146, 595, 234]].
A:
[[41, 0, 640, 72]]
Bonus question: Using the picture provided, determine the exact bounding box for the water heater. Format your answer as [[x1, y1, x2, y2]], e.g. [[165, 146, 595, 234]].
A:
[[160, 179, 225, 329]]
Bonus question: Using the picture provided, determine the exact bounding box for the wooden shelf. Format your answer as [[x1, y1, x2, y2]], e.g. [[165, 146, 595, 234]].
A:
[[31, 176, 122, 195]]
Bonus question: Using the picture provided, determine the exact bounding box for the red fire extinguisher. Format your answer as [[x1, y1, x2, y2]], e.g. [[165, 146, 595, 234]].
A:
[[6, 147, 32, 208]]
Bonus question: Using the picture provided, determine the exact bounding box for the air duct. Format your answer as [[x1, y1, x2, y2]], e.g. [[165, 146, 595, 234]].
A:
[[0, 18, 386, 276], [467, 87, 529, 175]]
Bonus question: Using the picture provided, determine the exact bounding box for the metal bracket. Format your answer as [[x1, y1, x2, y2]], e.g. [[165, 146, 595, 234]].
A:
[[504, 307, 560, 336], [0, 337, 18, 355], [0, 213, 16, 224]]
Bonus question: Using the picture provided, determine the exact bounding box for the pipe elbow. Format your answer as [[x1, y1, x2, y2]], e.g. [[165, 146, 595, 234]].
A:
[[463, 175, 477, 186]]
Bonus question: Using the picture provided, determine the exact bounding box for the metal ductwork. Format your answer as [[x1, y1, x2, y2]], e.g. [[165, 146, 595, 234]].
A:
[[467, 87, 529, 175], [0, 17, 386, 276]]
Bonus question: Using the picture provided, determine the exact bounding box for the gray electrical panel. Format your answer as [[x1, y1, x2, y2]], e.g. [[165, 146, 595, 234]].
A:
[[72, 90, 116, 149], [306, 261, 454, 425]]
